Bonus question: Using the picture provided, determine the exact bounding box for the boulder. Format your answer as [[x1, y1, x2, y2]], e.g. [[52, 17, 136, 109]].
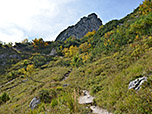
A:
[[78, 90, 94, 104], [63, 84, 68, 87], [29, 97, 40, 109], [90, 106, 112, 114], [48, 48, 57, 56], [128, 76, 147, 90]]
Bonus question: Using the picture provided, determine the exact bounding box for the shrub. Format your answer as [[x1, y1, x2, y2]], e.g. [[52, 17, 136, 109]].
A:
[[32, 54, 47, 67], [71, 55, 83, 67], [39, 89, 57, 103], [49, 89, 57, 98], [39, 89, 51, 103], [51, 98, 58, 107], [7, 71, 18, 80], [0, 92, 10, 104], [84, 30, 96, 37], [91, 85, 102, 94], [32, 38, 48, 49]]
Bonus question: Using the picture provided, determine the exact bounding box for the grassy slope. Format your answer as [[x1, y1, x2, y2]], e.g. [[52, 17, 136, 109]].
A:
[[0, 1, 152, 114], [0, 41, 152, 114]]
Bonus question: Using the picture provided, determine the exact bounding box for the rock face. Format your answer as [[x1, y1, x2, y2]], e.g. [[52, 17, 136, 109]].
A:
[[48, 48, 57, 56], [55, 13, 102, 41], [128, 76, 147, 90], [29, 97, 40, 109]]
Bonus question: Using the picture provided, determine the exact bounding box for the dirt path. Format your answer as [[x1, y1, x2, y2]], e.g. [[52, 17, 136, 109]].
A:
[[0, 76, 44, 91], [61, 69, 73, 81], [78, 90, 112, 114], [0, 79, 16, 88], [1, 79, 28, 91]]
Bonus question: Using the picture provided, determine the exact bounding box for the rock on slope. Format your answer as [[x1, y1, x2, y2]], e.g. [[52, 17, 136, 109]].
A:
[[55, 13, 102, 41]]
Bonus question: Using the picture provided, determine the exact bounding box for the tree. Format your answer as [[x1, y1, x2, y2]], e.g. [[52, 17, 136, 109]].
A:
[[26, 64, 34, 75], [22, 38, 29, 44], [62, 45, 79, 57], [32, 38, 48, 48], [79, 42, 91, 53]]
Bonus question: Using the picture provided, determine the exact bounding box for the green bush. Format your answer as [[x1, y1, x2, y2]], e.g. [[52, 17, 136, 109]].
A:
[[71, 55, 83, 67], [0, 92, 10, 104], [32, 54, 47, 67], [39, 89, 51, 103], [51, 98, 58, 107], [39, 89, 57, 103], [91, 85, 102, 94], [6, 71, 18, 80], [49, 89, 57, 98]]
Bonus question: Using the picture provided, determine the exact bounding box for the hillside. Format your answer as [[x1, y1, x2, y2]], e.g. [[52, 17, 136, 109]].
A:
[[0, 0, 152, 114]]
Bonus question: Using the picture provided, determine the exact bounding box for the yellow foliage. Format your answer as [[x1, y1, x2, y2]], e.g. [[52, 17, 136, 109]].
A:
[[62, 46, 79, 57], [62, 48, 69, 57], [81, 52, 89, 63], [32, 38, 48, 48], [44, 42, 49, 46], [84, 30, 96, 37], [115, 44, 118, 47], [69, 45, 79, 57], [26, 64, 34, 75], [135, 35, 139, 41], [60, 46, 63, 50], [104, 41, 108, 46], [22, 38, 28, 44], [105, 31, 114, 38], [19, 68, 26, 74], [99, 25, 104, 30], [139, 0, 152, 15], [113, 52, 119, 58], [79, 42, 91, 52], [88, 37, 93, 43]]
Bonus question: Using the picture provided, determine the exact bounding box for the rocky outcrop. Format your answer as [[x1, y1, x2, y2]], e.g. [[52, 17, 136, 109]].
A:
[[55, 13, 102, 41], [90, 106, 112, 114], [128, 76, 147, 90], [78, 90, 112, 114], [78, 90, 94, 104], [29, 97, 40, 109], [48, 48, 57, 56]]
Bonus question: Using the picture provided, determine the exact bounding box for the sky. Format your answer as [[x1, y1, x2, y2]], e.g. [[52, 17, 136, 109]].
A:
[[0, 0, 144, 43]]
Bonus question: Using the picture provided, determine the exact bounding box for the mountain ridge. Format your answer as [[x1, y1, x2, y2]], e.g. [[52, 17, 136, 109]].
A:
[[55, 13, 102, 41]]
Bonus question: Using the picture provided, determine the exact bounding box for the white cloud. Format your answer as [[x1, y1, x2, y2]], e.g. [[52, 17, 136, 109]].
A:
[[0, 27, 25, 43], [0, 0, 79, 43], [0, 0, 143, 43]]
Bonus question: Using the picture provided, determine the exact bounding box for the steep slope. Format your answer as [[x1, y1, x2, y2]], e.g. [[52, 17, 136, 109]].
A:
[[55, 13, 102, 41], [0, 1, 152, 114], [0, 45, 21, 75]]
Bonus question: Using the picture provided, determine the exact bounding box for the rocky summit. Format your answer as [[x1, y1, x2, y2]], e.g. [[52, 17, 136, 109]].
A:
[[55, 13, 102, 41]]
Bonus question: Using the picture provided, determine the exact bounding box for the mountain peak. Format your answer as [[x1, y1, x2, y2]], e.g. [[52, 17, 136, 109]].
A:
[[88, 13, 97, 18], [55, 13, 102, 41]]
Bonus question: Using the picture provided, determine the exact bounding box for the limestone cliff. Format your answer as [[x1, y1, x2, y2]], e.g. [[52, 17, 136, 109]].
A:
[[55, 13, 102, 41]]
